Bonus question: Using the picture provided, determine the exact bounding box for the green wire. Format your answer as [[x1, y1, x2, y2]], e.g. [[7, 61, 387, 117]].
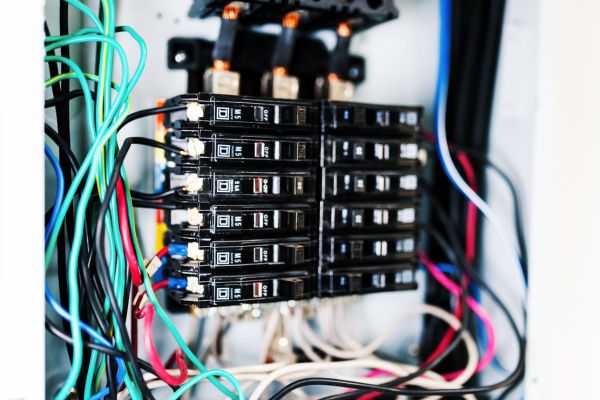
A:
[[45, 4, 244, 398]]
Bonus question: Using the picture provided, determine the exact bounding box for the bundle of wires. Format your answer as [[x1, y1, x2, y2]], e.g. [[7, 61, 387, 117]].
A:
[[44, 1, 243, 399], [43, 0, 526, 399]]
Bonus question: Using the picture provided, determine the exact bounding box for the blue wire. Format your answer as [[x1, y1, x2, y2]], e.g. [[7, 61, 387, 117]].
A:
[[435, 0, 527, 288], [44, 144, 65, 243], [45, 285, 126, 399], [45, 143, 124, 398]]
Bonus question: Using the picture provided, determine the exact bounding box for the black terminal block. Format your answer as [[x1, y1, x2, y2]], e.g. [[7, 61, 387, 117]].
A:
[[163, 93, 422, 308], [188, 0, 399, 32]]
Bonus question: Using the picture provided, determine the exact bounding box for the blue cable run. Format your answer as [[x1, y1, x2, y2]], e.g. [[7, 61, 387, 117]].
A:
[[44, 144, 65, 243], [45, 144, 124, 399]]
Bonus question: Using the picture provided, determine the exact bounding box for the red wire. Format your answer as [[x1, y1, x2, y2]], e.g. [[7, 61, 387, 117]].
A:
[[455, 151, 478, 263], [422, 150, 479, 365], [358, 136, 484, 400], [138, 304, 189, 386], [116, 178, 143, 286], [134, 280, 169, 316], [155, 246, 169, 259]]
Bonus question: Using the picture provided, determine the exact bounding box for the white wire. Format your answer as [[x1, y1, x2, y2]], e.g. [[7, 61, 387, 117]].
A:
[[435, 59, 525, 297], [333, 303, 362, 350], [121, 358, 455, 400], [251, 304, 479, 400], [292, 308, 328, 362], [248, 357, 476, 400], [119, 302, 478, 400], [298, 304, 463, 360], [259, 309, 282, 363]]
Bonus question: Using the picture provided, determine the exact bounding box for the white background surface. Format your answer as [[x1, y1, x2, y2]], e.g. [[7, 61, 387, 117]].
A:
[[0, 0, 45, 399], [1, 0, 600, 398]]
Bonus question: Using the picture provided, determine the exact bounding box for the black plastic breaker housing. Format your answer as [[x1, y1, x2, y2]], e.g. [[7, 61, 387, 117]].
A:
[[162, 93, 422, 308]]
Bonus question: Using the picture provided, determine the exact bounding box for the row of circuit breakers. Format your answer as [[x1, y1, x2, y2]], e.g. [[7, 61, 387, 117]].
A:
[[162, 93, 423, 308]]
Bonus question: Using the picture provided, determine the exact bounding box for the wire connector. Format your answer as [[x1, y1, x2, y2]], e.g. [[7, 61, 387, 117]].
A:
[[168, 243, 188, 257], [167, 277, 188, 290], [146, 256, 163, 278]]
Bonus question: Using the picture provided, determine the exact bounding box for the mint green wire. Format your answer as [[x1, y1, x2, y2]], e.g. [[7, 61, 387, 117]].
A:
[[169, 370, 246, 400], [64, 0, 104, 31], [43, 57, 133, 399], [45, 9, 243, 398]]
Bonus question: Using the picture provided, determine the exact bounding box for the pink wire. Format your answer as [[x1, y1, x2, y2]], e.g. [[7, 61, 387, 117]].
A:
[[455, 151, 478, 263], [356, 136, 494, 400], [423, 150, 478, 365], [420, 252, 496, 377]]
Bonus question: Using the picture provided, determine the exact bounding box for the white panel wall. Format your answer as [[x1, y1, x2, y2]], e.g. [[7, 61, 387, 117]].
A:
[[0, 0, 45, 399], [526, 0, 600, 398]]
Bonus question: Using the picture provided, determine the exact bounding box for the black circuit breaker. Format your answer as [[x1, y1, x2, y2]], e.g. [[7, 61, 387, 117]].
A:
[[162, 93, 422, 308], [318, 101, 422, 297]]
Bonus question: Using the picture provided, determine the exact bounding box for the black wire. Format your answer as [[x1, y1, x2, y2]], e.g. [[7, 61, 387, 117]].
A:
[[45, 89, 96, 109], [422, 140, 529, 282], [46, 317, 123, 359], [132, 199, 179, 210], [45, 317, 169, 380], [46, 123, 110, 332], [46, 121, 112, 398], [44, 20, 75, 374], [272, 200, 526, 400], [451, 145, 529, 279], [317, 195, 472, 400], [106, 356, 118, 400], [119, 105, 186, 132], [46, 123, 114, 339], [131, 188, 181, 200], [45, 104, 186, 397], [94, 137, 182, 400], [45, 124, 80, 172]]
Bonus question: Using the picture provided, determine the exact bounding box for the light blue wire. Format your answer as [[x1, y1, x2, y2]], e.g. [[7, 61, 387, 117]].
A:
[[45, 143, 124, 399], [44, 144, 65, 243]]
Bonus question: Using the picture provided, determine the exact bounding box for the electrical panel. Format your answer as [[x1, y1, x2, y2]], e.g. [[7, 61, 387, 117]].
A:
[[38, 0, 532, 397], [162, 93, 422, 307]]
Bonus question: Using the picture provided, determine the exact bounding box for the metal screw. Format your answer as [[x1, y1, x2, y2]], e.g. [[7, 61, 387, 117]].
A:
[[174, 51, 187, 64]]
